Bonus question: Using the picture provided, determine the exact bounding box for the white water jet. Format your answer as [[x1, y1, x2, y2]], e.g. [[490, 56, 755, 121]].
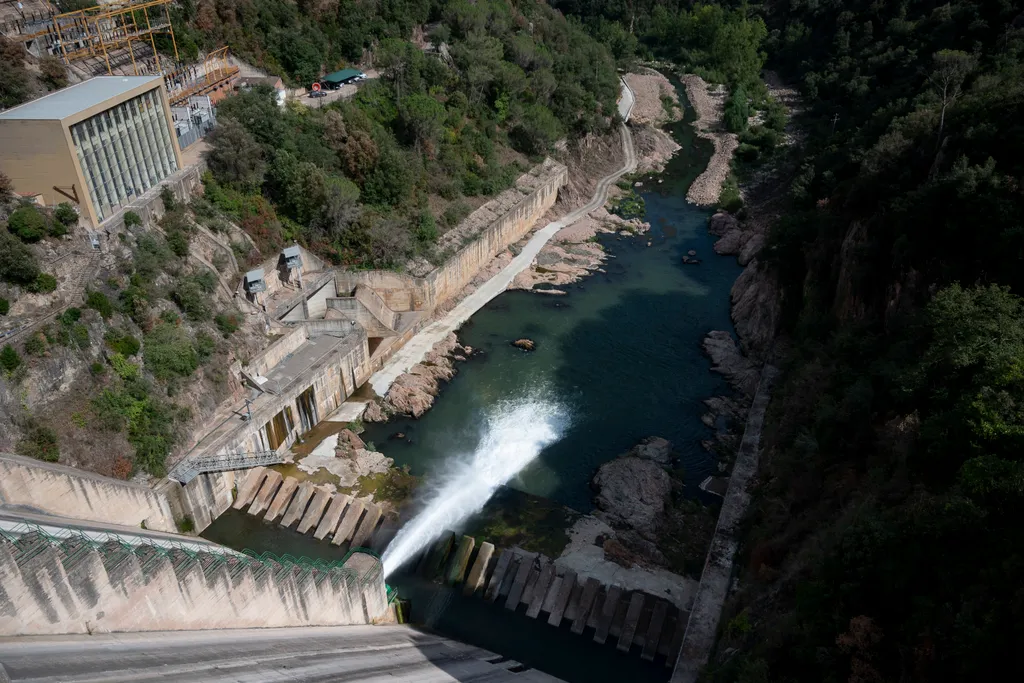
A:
[[381, 396, 567, 578]]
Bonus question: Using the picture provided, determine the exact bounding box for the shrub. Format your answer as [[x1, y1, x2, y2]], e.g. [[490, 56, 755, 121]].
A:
[[104, 329, 140, 356], [39, 55, 67, 90], [166, 230, 189, 258], [172, 278, 211, 321], [85, 290, 112, 318], [89, 361, 105, 375], [723, 85, 750, 133], [123, 211, 142, 228], [160, 185, 176, 211], [719, 175, 744, 213], [195, 332, 216, 361], [17, 421, 59, 462], [54, 202, 78, 228], [24, 333, 46, 356], [59, 307, 81, 325], [0, 298, 8, 315], [415, 211, 438, 243], [0, 230, 40, 284], [440, 201, 471, 230], [1, 344, 21, 372], [70, 323, 89, 348], [214, 312, 240, 337], [7, 206, 47, 242], [144, 321, 198, 381], [110, 352, 140, 380], [28, 273, 57, 293]]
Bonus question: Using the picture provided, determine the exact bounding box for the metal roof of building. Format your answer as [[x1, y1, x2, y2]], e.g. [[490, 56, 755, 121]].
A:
[[282, 245, 301, 258], [321, 68, 363, 84], [0, 76, 162, 121], [245, 268, 265, 283]]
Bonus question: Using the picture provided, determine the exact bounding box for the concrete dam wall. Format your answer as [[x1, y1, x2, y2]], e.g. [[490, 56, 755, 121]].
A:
[[335, 159, 567, 313], [0, 453, 179, 533], [0, 520, 388, 636]]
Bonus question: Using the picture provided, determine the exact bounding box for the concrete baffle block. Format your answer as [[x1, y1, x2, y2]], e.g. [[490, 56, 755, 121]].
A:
[[526, 562, 555, 618], [617, 591, 646, 652], [232, 467, 267, 510], [594, 584, 623, 644], [264, 477, 299, 522], [642, 599, 669, 661], [546, 570, 577, 627], [420, 531, 455, 580], [314, 494, 350, 540], [445, 535, 475, 586], [331, 499, 365, 545], [484, 549, 514, 602], [350, 504, 383, 549], [463, 542, 494, 596], [247, 470, 283, 517], [505, 552, 537, 611], [571, 577, 601, 634], [280, 482, 315, 528], [297, 487, 333, 534]]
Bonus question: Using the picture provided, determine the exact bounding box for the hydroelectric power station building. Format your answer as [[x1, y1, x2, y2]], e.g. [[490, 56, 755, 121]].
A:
[[0, 75, 183, 228]]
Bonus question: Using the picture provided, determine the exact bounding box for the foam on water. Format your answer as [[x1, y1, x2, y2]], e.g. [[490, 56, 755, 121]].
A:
[[381, 394, 567, 578]]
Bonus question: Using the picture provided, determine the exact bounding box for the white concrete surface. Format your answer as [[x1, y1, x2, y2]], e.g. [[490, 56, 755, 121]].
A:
[[369, 79, 636, 398], [325, 400, 373, 422], [555, 515, 698, 613], [0, 625, 567, 682]]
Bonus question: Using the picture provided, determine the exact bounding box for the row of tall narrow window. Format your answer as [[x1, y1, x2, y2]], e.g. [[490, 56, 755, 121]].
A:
[[70, 88, 178, 222]]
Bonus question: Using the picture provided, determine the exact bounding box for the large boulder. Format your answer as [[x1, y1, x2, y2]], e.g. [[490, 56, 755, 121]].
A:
[[713, 228, 746, 256], [708, 211, 740, 237], [627, 436, 674, 467], [703, 330, 760, 397], [592, 456, 673, 537]]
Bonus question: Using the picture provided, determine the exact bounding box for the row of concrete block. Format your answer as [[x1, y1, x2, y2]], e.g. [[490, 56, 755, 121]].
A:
[[418, 532, 688, 667], [232, 467, 392, 550]]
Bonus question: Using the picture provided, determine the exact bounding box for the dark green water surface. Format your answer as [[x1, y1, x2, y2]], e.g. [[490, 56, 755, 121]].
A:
[[363, 100, 739, 513]]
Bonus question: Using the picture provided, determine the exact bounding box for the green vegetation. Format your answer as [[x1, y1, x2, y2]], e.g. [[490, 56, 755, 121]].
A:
[[143, 321, 199, 382], [0, 345, 20, 373], [104, 329, 140, 356], [194, 0, 619, 268], [7, 206, 48, 242], [0, 231, 40, 285], [123, 211, 143, 228], [214, 312, 239, 337], [85, 291, 112, 319], [54, 202, 78, 228], [609, 189, 645, 220], [0, 298, 8, 315], [27, 273, 57, 294], [342, 465, 420, 504], [16, 420, 60, 463]]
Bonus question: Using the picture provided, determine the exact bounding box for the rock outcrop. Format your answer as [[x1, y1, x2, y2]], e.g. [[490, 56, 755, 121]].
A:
[[382, 333, 466, 418], [592, 438, 675, 537], [703, 330, 760, 397], [730, 261, 781, 356], [512, 338, 536, 351]]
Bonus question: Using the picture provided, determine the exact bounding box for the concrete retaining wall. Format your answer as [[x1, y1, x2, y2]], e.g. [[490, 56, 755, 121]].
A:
[[334, 159, 566, 313], [0, 453, 178, 533]]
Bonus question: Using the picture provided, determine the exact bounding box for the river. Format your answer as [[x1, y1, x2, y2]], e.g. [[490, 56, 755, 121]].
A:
[[362, 100, 740, 514]]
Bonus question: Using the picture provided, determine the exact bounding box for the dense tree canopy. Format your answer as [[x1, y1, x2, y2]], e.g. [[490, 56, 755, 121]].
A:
[[197, 0, 620, 268]]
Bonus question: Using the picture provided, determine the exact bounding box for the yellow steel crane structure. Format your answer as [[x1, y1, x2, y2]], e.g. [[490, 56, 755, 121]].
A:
[[164, 46, 239, 106], [44, 0, 180, 75]]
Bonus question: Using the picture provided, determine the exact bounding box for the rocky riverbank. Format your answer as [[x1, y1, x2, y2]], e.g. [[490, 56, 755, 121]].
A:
[[681, 74, 739, 206], [364, 333, 471, 421]]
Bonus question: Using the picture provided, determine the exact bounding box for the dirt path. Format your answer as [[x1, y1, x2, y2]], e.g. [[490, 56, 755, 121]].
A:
[[368, 81, 637, 398]]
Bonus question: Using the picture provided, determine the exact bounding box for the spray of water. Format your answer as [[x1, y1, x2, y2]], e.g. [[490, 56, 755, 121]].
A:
[[381, 395, 567, 578]]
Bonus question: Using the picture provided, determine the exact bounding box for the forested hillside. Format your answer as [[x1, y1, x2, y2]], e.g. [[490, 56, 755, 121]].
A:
[[558, 2, 1024, 682], [191, 0, 620, 268]]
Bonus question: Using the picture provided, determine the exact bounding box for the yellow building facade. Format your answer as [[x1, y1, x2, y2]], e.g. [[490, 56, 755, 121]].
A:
[[0, 76, 183, 228]]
